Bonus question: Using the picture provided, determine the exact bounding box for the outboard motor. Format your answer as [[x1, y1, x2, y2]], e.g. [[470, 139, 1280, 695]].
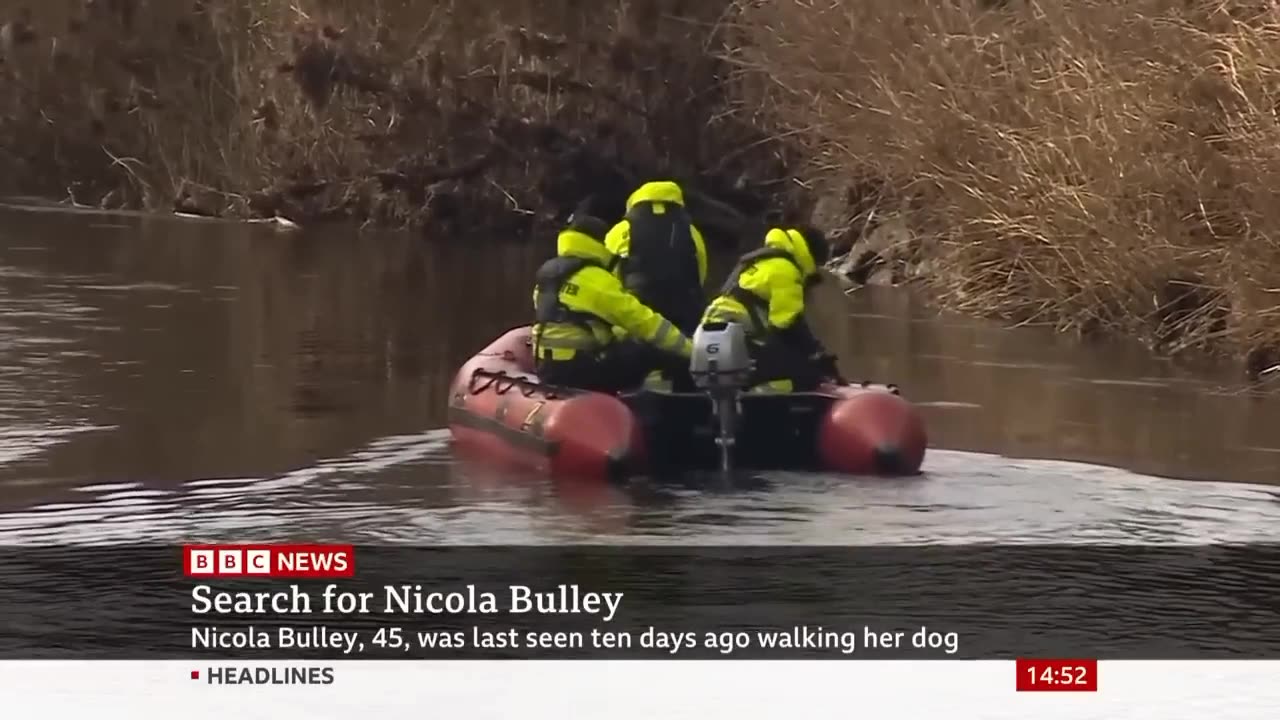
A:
[[688, 321, 753, 472]]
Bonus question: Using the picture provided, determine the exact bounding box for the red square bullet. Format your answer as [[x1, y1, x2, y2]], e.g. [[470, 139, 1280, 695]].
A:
[[191, 670, 199, 679]]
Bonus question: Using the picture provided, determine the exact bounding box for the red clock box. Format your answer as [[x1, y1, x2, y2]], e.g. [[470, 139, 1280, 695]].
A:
[[1016, 658, 1099, 692]]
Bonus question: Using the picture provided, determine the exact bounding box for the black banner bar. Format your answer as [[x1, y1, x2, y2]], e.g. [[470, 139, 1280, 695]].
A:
[[1, 545, 1276, 659]]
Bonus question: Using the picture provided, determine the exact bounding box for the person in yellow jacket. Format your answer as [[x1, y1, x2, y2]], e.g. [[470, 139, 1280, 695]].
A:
[[604, 180, 708, 335], [532, 213, 694, 393], [701, 226, 844, 392]]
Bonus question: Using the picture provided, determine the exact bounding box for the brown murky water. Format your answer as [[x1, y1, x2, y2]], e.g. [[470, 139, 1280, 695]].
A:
[[1, 202, 1278, 543]]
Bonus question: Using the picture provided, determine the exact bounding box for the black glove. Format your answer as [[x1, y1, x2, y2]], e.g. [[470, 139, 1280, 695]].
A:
[[813, 352, 846, 384], [777, 318, 823, 356]]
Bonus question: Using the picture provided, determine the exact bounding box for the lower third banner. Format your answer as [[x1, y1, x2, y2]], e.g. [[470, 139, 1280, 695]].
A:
[[0, 545, 1276, 659]]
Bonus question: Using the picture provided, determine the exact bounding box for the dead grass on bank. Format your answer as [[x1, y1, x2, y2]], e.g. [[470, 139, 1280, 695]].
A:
[[0, 0, 793, 238], [0, 0, 266, 210], [726, 0, 1280, 365]]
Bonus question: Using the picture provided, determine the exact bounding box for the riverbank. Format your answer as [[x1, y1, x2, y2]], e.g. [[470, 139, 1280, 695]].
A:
[[0, 0, 800, 244], [729, 0, 1280, 376], [1, 1, 1277, 373]]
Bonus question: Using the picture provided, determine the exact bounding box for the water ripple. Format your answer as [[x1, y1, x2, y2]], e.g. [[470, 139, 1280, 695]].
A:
[[3, 212, 1279, 549], [0, 431, 1276, 545]]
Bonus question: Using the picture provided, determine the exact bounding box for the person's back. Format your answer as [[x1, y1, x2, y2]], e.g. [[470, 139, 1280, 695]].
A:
[[702, 226, 842, 392], [605, 181, 708, 335], [532, 214, 693, 393]]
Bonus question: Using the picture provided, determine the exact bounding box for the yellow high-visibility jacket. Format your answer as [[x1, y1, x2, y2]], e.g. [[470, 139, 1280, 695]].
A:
[[532, 220, 692, 362], [702, 227, 823, 338], [605, 180, 708, 287]]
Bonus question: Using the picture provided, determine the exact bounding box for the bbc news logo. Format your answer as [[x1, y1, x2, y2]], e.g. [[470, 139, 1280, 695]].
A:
[[184, 544, 355, 578]]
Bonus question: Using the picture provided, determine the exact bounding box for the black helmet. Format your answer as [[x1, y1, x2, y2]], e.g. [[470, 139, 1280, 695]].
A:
[[796, 225, 830, 266], [565, 212, 610, 242], [572, 194, 615, 221]]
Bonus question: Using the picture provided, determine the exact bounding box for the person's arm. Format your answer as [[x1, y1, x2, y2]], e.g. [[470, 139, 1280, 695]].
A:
[[572, 268, 692, 357], [604, 221, 630, 279], [764, 262, 805, 330], [691, 224, 709, 287], [765, 264, 824, 355]]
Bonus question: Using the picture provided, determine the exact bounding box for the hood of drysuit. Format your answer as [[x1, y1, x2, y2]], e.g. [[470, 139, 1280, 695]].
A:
[[763, 227, 821, 279], [625, 181, 686, 210], [557, 217, 615, 266]]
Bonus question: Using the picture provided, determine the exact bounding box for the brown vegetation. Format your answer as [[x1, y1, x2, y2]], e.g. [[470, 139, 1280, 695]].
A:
[[5, 0, 1280, 369], [728, 0, 1280, 369], [0, 0, 801, 241]]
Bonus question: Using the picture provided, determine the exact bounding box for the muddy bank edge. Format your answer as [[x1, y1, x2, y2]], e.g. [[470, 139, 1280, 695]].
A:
[[1, 0, 1276, 373]]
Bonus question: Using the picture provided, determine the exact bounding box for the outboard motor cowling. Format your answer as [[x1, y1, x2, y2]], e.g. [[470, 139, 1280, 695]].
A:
[[689, 321, 753, 471], [689, 321, 753, 388]]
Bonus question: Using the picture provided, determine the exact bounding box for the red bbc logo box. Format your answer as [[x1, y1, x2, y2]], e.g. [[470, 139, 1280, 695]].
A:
[[183, 544, 355, 579]]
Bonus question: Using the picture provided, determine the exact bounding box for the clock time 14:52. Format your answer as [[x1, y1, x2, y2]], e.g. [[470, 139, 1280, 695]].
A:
[[1015, 658, 1099, 692]]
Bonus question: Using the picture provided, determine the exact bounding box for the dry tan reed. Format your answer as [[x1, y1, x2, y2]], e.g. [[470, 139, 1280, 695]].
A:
[[725, 0, 1280, 366], [0, 0, 785, 238], [8, 0, 1278, 366]]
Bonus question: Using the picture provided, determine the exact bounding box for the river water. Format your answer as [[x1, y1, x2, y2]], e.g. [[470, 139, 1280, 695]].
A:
[[1, 203, 1278, 544]]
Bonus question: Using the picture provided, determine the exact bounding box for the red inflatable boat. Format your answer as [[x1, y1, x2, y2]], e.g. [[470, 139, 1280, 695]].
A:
[[447, 326, 927, 481]]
